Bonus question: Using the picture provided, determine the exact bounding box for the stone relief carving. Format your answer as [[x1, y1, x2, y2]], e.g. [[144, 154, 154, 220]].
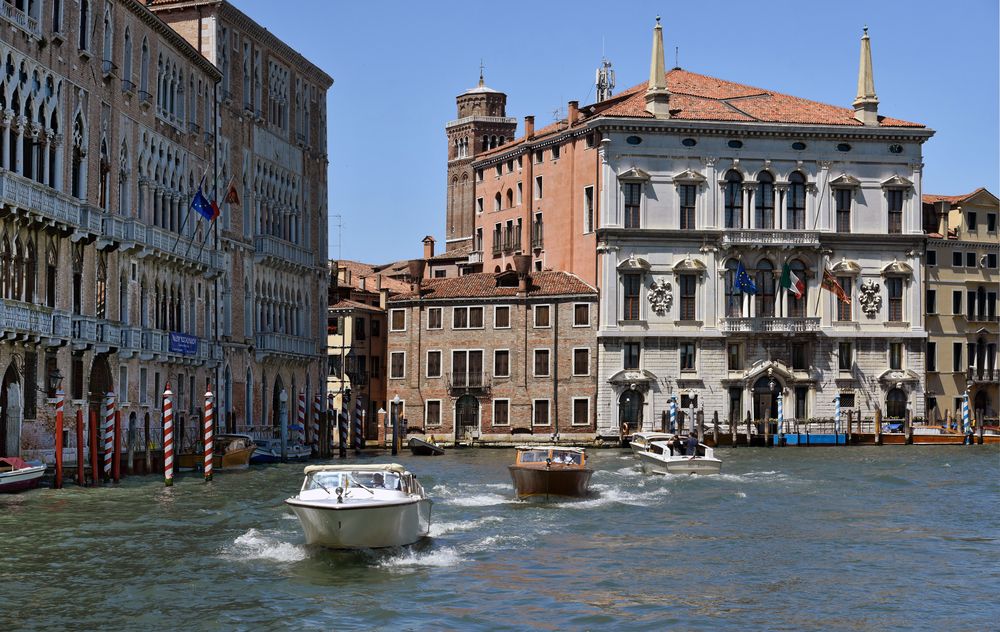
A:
[[858, 280, 881, 317], [647, 279, 673, 316]]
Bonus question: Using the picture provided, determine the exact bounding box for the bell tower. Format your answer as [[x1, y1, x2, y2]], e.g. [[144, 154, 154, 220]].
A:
[[444, 67, 517, 252]]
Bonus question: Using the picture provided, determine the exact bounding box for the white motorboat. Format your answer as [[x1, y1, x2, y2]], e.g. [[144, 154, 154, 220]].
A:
[[285, 464, 431, 549], [251, 438, 312, 463], [636, 439, 722, 475], [628, 432, 674, 455], [0, 457, 46, 493]]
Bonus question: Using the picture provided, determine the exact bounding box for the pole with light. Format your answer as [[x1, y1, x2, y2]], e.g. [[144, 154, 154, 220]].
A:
[[390, 394, 401, 456]]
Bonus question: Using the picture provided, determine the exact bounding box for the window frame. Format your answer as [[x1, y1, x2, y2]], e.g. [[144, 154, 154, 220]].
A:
[[532, 399, 551, 426], [886, 277, 904, 322], [533, 304, 551, 328], [389, 351, 406, 379], [425, 350, 442, 379], [573, 303, 591, 327], [623, 181, 642, 229], [623, 341, 640, 370], [425, 399, 442, 427], [679, 183, 697, 230], [679, 274, 697, 321], [838, 341, 853, 372], [622, 273, 641, 321], [427, 307, 442, 330], [679, 341, 696, 372], [492, 398, 511, 426], [571, 397, 591, 427], [533, 348, 551, 378], [583, 186, 595, 234], [493, 349, 510, 378], [388, 308, 406, 332], [926, 341, 937, 373], [572, 347, 591, 377], [493, 305, 511, 329], [926, 249, 937, 266], [886, 188, 904, 234]]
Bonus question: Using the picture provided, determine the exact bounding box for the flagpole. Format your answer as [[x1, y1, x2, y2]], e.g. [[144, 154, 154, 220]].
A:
[[171, 171, 209, 255]]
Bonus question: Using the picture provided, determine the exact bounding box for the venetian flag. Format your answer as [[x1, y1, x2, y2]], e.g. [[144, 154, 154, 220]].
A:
[[780, 262, 805, 299], [224, 177, 241, 206], [822, 268, 851, 304]]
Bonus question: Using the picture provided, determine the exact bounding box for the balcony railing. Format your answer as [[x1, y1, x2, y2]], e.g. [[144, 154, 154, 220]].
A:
[[448, 371, 490, 392], [254, 234, 316, 269], [720, 229, 820, 247], [721, 317, 821, 333], [0, 171, 82, 228], [117, 325, 219, 363], [531, 223, 544, 249], [1, 2, 40, 35], [0, 301, 67, 339], [138, 90, 153, 105], [101, 59, 117, 77], [967, 367, 997, 383], [121, 79, 136, 93], [256, 332, 318, 359], [71, 315, 121, 352], [967, 314, 999, 323], [468, 251, 483, 264]]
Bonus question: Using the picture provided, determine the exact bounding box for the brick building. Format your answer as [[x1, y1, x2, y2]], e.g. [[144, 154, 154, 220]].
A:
[[385, 258, 598, 446]]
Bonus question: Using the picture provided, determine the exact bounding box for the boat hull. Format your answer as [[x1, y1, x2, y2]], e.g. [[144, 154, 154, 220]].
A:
[[176, 446, 255, 471], [0, 465, 46, 493], [637, 451, 722, 475], [508, 465, 593, 498], [286, 498, 432, 549], [408, 437, 445, 456]]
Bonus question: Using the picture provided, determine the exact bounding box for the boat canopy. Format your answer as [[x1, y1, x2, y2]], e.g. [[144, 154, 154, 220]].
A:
[[304, 464, 410, 475], [514, 446, 585, 453]]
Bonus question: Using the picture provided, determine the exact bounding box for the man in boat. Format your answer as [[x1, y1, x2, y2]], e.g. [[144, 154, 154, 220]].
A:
[[686, 434, 698, 456], [669, 435, 682, 456]]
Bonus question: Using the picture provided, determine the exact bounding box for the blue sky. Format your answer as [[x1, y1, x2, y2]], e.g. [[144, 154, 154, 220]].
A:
[[238, 0, 999, 264]]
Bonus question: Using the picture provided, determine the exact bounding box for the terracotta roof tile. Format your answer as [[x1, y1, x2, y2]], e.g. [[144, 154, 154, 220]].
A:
[[922, 188, 989, 205], [333, 260, 410, 294], [329, 299, 383, 313], [390, 271, 596, 301], [428, 243, 473, 261]]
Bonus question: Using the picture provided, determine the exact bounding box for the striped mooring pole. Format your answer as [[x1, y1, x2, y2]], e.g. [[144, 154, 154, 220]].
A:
[[312, 394, 322, 452], [327, 392, 336, 457], [353, 396, 364, 454], [296, 390, 306, 446], [963, 390, 971, 437], [834, 395, 841, 439], [103, 391, 116, 482], [777, 392, 784, 437], [339, 390, 350, 459], [669, 397, 677, 433], [204, 386, 215, 482], [54, 389, 64, 489], [163, 382, 174, 487]]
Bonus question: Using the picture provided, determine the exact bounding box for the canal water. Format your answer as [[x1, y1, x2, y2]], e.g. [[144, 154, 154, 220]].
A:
[[2, 447, 996, 631]]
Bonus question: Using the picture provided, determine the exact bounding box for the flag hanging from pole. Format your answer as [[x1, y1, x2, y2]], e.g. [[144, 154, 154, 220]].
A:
[[224, 177, 240, 205], [734, 261, 757, 295], [191, 182, 220, 222], [780, 262, 805, 299], [822, 268, 851, 304]]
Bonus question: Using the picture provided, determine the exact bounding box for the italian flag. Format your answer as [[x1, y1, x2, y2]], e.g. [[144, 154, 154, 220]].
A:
[[780, 262, 805, 298]]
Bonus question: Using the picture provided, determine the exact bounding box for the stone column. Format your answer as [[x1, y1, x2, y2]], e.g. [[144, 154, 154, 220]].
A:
[[13, 116, 26, 175], [743, 184, 754, 230], [52, 133, 64, 191], [775, 184, 788, 230], [40, 131, 50, 186]]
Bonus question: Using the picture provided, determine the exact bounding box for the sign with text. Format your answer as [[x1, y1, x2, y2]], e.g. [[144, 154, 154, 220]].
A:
[[169, 332, 198, 356]]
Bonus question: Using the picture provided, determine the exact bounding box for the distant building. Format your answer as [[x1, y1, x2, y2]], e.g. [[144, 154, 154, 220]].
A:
[[922, 188, 998, 422], [386, 260, 598, 445]]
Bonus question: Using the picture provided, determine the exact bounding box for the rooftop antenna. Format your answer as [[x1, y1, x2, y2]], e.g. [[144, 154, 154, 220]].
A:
[[674, 46, 679, 69], [478, 59, 485, 87], [596, 49, 615, 103], [333, 213, 343, 260]]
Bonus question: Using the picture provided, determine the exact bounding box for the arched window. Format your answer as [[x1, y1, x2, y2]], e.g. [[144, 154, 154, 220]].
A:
[[505, 188, 513, 208], [755, 172, 774, 229], [724, 259, 741, 317], [140, 38, 150, 93], [95, 252, 107, 319], [101, 4, 113, 66], [122, 27, 132, 85], [787, 172, 806, 229], [755, 259, 775, 317], [79, 0, 90, 50], [11, 239, 22, 300], [1, 236, 11, 299], [724, 170, 742, 229], [23, 239, 35, 303], [886, 388, 907, 419], [494, 192, 501, 212], [786, 259, 808, 317]]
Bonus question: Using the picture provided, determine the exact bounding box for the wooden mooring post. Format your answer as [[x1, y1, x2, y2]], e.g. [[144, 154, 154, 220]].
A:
[[874, 409, 882, 446], [764, 413, 771, 447], [75, 409, 84, 486], [712, 411, 719, 446], [745, 413, 752, 446], [977, 409, 985, 445], [89, 409, 100, 486], [904, 409, 913, 445], [697, 410, 705, 444], [846, 410, 853, 444]]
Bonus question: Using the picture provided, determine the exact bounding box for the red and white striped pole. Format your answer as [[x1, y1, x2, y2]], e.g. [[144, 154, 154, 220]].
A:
[[163, 382, 174, 487], [204, 385, 214, 482], [103, 391, 115, 482], [54, 389, 64, 489], [312, 394, 321, 451]]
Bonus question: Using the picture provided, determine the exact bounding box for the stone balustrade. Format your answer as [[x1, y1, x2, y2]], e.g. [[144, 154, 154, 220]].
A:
[[720, 317, 821, 333], [720, 229, 821, 248]]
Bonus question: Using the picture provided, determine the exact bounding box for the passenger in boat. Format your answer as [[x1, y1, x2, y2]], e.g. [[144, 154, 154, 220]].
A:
[[372, 472, 385, 488], [686, 434, 698, 456], [670, 435, 683, 456]]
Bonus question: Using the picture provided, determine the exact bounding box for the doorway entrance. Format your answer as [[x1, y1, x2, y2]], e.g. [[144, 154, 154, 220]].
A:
[[455, 395, 479, 441], [0, 364, 21, 457], [752, 376, 779, 421], [618, 389, 643, 433]]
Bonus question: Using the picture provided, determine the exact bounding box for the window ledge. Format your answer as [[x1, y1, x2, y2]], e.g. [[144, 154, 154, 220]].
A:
[[618, 319, 647, 326], [78, 49, 91, 60], [673, 320, 704, 327], [883, 321, 910, 328]]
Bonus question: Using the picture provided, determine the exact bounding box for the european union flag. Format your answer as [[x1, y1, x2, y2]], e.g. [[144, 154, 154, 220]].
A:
[[191, 186, 219, 222], [734, 261, 757, 294]]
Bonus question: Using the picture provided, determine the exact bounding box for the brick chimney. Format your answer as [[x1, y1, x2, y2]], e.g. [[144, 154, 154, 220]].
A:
[[359, 276, 367, 292], [513, 254, 532, 295], [524, 115, 535, 140], [407, 259, 427, 293], [422, 235, 436, 259], [567, 100, 579, 125]]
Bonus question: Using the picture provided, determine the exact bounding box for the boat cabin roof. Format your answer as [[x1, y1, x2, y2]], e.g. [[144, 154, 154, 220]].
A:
[[303, 463, 409, 475], [515, 446, 585, 454]]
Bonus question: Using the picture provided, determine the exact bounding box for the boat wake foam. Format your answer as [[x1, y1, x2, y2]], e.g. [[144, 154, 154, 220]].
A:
[[569, 483, 667, 508], [222, 528, 307, 563], [431, 484, 513, 507], [429, 516, 505, 537], [377, 546, 464, 570]]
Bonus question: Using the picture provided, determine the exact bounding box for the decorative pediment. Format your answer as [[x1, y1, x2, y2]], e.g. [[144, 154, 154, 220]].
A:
[[617, 255, 651, 271], [744, 360, 794, 383], [673, 169, 706, 184], [672, 257, 706, 274], [618, 167, 651, 181], [881, 174, 914, 189], [831, 258, 862, 275], [829, 173, 861, 188], [878, 368, 919, 384], [607, 368, 658, 389], [881, 260, 913, 276]]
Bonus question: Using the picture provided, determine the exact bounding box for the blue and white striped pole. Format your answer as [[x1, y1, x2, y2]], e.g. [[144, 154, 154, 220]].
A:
[[834, 394, 841, 437], [777, 392, 784, 437], [963, 390, 971, 436], [669, 397, 677, 433]]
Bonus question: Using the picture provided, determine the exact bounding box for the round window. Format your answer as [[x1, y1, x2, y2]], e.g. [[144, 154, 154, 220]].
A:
[[792, 141, 807, 151], [727, 140, 743, 149], [626, 135, 642, 145], [837, 143, 852, 152], [681, 138, 697, 147], [889, 144, 904, 154]]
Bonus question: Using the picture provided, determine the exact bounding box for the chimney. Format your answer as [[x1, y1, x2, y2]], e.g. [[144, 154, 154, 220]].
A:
[[379, 287, 389, 310], [853, 27, 879, 126], [524, 115, 535, 140], [407, 259, 427, 293], [644, 17, 671, 118], [338, 266, 350, 286], [422, 235, 436, 259], [375, 273, 382, 291], [513, 254, 532, 295], [935, 200, 950, 235], [567, 100, 579, 126]]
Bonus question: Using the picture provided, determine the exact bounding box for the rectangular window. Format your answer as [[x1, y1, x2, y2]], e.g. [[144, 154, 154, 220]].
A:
[[926, 250, 936, 266], [967, 211, 977, 230], [835, 189, 852, 233], [887, 189, 903, 234], [491, 306, 509, 329], [989, 292, 998, 320], [572, 398, 590, 426], [966, 252, 976, 268], [493, 399, 510, 426], [534, 349, 551, 377], [953, 291, 962, 315], [927, 342, 937, 372], [354, 317, 367, 340], [953, 251, 963, 267], [988, 253, 998, 269], [624, 342, 640, 370], [795, 386, 808, 421], [679, 275, 697, 321], [535, 175, 543, 199], [887, 278, 903, 321], [371, 319, 381, 337], [926, 289, 936, 314], [791, 343, 807, 370], [623, 182, 641, 229], [727, 343, 741, 371], [494, 350, 510, 378], [533, 304, 550, 328], [427, 307, 442, 330], [968, 290, 976, 320], [680, 342, 696, 371], [532, 399, 550, 426], [953, 342, 962, 372], [389, 352, 405, 379], [573, 348, 590, 376], [371, 356, 381, 378], [988, 213, 997, 232], [118, 365, 129, 404], [425, 400, 441, 427], [469, 307, 483, 328], [551, 145, 560, 160], [476, 197, 483, 214], [534, 150, 543, 164], [574, 303, 590, 327], [389, 309, 406, 331], [495, 164, 502, 178], [679, 184, 696, 230], [889, 342, 903, 370], [623, 274, 641, 321], [840, 393, 856, 409], [426, 351, 442, 378], [517, 182, 522, 205], [583, 186, 594, 233], [139, 367, 148, 405], [837, 277, 853, 321], [453, 307, 467, 329], [839, 341, 853, 371]]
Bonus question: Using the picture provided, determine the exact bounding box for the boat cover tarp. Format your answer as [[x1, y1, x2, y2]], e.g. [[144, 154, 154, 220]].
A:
[[303, 464, 409, 475], [0, 457, 31, 470]]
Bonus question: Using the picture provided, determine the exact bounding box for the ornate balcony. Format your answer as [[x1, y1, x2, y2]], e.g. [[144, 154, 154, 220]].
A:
[[720, 229, 820, 248], [0, 302, 69, 344], [0, 171, 83, 231], [118, 326, 219, 365], [71, 315, 121, 353], [468, 250, 483, 264], [254, 234, 316, 270], [448, 371, 491, 393], [125, 219, 222, 274], [967, 367, 997, 384], [256, 332, 318, 361], [1, 2, 40, 35], [721, 317, 821, 334]]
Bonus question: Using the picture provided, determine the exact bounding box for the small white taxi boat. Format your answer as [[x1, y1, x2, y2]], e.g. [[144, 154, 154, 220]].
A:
[[285, 464, 431, 549], [628, 432, 674, 455], [636, 438, 722, 475]]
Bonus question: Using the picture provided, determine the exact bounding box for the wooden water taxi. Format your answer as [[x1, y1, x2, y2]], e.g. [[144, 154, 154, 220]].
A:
[[508, 446, 593, 499], [177, 434, 256, 471], [408, 436, 445, 456]]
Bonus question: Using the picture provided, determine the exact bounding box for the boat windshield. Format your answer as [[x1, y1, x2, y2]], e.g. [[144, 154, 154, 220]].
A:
[[551, 451, 582, 465], [519, 450, 551, 464], [306, 471, 403, 491]]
